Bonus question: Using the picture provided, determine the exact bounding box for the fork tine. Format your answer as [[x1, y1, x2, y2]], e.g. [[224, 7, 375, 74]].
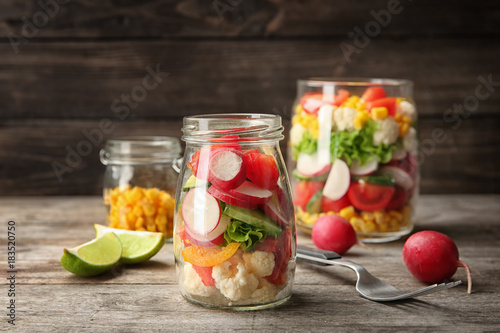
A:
[[389, 281, 463, 301]]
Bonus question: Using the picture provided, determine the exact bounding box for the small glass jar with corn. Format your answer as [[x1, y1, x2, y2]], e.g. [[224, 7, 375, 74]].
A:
[[100, 136, 181, 239]]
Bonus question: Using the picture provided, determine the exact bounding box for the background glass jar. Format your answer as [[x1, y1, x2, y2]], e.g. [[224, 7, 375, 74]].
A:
[[174, 114, 296, 310], [288, 78, 418, 242], [100, 136, 181, 239]]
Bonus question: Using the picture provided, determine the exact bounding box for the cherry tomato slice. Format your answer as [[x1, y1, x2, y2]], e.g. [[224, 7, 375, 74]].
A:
[[347, 181, 395, 211], [333, 89, 350, 106], [385, 185, 408, 211], [266, 230, 292, 286], [300, 93, 328, 114], [293, 181, 325, 211], [367, 97, 398, 117], [244, 152, 279, 190], [361, 86, 386, 102], [321, 192, 351, 213]]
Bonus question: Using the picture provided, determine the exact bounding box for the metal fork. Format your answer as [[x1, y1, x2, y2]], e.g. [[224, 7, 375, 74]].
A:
[[297, 247, 462, 302]]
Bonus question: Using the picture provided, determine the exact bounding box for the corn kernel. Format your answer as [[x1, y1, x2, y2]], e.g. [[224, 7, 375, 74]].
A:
[[146, 216, 156, 232], [361, 221, 376, 233], [354, 111, 370, 129], [157, 207, 167, 216], [389, 210, 403, 221], [132, 205, 143, 216], [142, 202, 156, 216], [355, 101, 367, 112], [394, 113, 403, 122], [156, 215, 167, 232], [339, 206, 356, 220], [126, 211, 136, 225], [135, 217, 145, 229], [349, 217, 365, 232], [145, 188, 160, 202], [378, 221, 389, 232], [399, 122, 410, 136], [361, 211, 374, 221], [127, 186, 143, 203], [373, 211, 384, 224], [372, 107, 388, 120]]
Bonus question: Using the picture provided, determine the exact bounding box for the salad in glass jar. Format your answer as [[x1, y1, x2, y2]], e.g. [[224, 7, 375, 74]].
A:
[[289, 79, 418, 242], [174, 114, 296, 310]]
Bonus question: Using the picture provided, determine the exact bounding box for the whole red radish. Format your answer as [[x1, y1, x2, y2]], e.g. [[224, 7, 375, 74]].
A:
[[311, 215, 358, 255], [402, 230, 471, 293]]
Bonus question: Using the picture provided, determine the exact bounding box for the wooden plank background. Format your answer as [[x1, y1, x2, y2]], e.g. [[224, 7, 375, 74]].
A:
[[0, 0, 499, 195]]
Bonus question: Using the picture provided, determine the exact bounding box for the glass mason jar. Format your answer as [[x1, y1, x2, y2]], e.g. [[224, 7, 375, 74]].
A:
[[100, 136, 181, 239], [174, 114, 296, 310], [288, 78, 418, 243]]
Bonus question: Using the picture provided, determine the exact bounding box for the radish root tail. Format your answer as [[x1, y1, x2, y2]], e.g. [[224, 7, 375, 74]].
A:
[[458, 260, 472, 294]]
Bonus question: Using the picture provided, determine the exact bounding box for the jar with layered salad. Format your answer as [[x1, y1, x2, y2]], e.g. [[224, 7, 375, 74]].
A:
[[174, 114, 296, 310], [100, 136, 181, 239], [289, 79, 418, 242]]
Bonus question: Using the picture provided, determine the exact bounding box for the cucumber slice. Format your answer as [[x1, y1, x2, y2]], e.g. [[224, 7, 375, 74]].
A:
[[292, 169, 329, 182], [223, 204, 282, 237], [353, 175, 395, 187], [182, 175, 209, 192], [306, 189, 322, 214]]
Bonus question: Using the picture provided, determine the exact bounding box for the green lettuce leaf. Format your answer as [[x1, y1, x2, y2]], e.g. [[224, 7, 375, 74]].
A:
[[223, 219, 267, 252], [292, 120, 394, 166]]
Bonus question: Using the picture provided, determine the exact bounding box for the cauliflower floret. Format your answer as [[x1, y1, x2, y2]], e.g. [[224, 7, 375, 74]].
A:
[[398, 100, 417, 122], [212, 260, 259, 302], [290, 123, 307, 146], [251, 278, 277, 303], [183, 263, 216, 297], [243, 251, 275, 278], [333, 107, 357, 131], [403, 127, 418, 153], [372, 117, 399, 146]]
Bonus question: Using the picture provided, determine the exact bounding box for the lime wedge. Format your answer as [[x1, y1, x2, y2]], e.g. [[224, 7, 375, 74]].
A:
[[61, 232, 122, 277], [94, 224, 166, 264]]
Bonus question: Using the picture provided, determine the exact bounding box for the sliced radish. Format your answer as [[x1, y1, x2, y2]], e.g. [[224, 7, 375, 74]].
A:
[[296, 152, 331, 176], [391, 145, 407, 161], [185, 214, 231, 247], [322, 159, 350, 200], [379, 166, 414, 191], [296, 105, 333, 177], [208, 148, 246, 191], [207, 186, 259, 210], [228, 181, 272, 205], [261, 199, 289, 226], [182, 189, 221, 236], [349, 157, 378, 176]]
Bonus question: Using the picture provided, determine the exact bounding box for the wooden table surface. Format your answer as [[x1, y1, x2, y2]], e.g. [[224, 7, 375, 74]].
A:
[[1, 195, 499, 332]]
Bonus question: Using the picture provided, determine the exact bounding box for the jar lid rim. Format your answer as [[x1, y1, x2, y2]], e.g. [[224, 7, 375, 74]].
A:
[[182, 113, 283, 144], [298, 77, 413, 87], [100, 136, 181, 165]]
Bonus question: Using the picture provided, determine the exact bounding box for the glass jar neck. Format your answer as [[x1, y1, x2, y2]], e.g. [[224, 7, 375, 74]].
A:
[[100, 136, 181, 165], [297, 78, 413, 100], [182, 114, 284, 145]]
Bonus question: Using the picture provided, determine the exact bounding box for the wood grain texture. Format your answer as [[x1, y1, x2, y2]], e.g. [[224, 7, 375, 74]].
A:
[[0, 195, 499, 332], [1, 38, 500, 119], [1, 116, 498, 196], [1, 0, 498, 38]]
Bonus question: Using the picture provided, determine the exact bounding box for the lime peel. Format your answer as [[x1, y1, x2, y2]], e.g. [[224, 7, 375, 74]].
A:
[[61, 232, 122, 277], [94, 224, 166, 264]]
